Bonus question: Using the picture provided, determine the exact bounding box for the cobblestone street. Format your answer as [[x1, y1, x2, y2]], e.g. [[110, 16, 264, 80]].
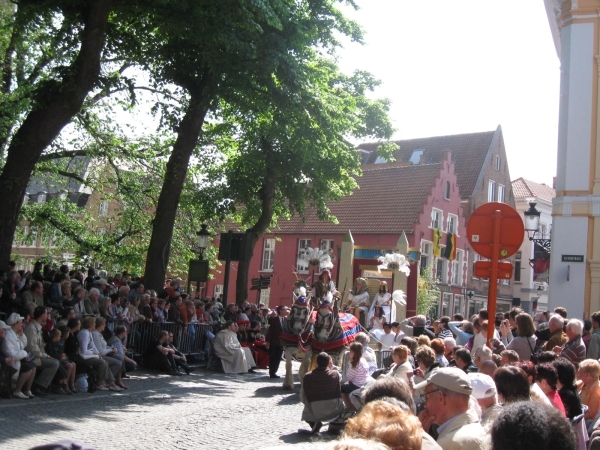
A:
[[0, 362, 338, 450]]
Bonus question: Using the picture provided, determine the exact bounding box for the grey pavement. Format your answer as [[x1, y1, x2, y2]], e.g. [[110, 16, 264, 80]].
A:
[[0, 361, 338, 450]]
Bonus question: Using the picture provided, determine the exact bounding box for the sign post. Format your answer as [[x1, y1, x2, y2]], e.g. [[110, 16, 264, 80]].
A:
[[467, 202, 524, 348]]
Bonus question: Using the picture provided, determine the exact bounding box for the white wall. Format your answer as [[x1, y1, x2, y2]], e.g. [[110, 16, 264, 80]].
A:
[[549, 215, 588, 317]]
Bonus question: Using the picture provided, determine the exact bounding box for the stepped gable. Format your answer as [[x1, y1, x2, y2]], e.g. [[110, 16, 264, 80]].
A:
[[359, 130, 496, 199], [512, 177, 555, 202], [275, 162, 442, 234]]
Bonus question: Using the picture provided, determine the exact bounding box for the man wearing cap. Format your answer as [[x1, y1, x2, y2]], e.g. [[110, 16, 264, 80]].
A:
[[400, 315, 435, 339], [416, 367, 489, 450], [468, 372, 502, 432]]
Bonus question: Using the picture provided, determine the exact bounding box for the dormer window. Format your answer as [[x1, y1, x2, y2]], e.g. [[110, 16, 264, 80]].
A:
[[409, 149, 425, 165], [495, 156, 501, 171], [37, 193, 46, 203], [444, 181, 451, 200]]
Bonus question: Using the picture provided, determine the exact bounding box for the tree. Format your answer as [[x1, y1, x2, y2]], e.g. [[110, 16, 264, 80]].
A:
[[140, 0, 368, 291], [417, 265, 440, 317], [0, 0, 113, 266]]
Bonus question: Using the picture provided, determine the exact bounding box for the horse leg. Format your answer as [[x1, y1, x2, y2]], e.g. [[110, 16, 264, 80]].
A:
[[282, 346, 294, 390], [298, 348, 312, 385]]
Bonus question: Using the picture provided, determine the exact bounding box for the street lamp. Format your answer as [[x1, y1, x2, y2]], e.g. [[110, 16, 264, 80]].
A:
[[523, 202, 551, 253], [196, 224, 211, 259]]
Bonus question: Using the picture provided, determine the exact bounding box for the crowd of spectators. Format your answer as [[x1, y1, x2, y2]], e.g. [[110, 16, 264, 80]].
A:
[[0, 261, 284, 398], [302, 306, 600, 450]]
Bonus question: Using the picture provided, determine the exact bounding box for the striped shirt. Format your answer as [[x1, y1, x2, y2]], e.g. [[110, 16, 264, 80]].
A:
[[346, 358, 369, 387], [560, 336, 587, 368]]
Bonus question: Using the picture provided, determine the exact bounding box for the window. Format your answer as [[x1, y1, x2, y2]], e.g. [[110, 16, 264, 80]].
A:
[[409, 149, 424, 164], [320, 239, 335, 252], [436, 256, 448, 283], [498, 185, 505, 203], [454, 295, 464, 316], [261, 239, 275, 271], [420, 241, 432, 275], [444, 181, 451, 200], [488, 181, 496, 202], [452, 250, 464, 285], [495, 155, 501, 171], [37, 193, 46, 203], [259, 288, 271, 306], [514, 261, 521, 282], [431, 208, 442, 230], [441, 293, 452, 317], [99, 200, 109, 216], [214, 285, 223, 297], [297, 239, 312, 273], [447, 214, 458, 235]]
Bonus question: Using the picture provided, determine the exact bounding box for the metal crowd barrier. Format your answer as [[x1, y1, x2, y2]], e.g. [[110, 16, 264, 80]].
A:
[[375, 350, 392, 369], [123, 321, 211, 357]]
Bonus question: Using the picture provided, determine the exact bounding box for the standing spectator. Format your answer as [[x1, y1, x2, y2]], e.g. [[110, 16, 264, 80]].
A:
[[554, 319, 587, 367], [544, 314, 568, 351], [587, 312, 600, 360], [553, 357, 583, 420], [128, 282, 145, 301], [24, 307, 61, 395], [430, 338, 449, 367], [400, 315, 435, 339], [473, 346, 493, 369], [468, 372, 502, 432], [454, 348, 477, 373], [300, 352, 344, 434], [433, 317, 453, 339], [415, 367, 488, 450], [447, 320, 473, 347], [265, 305, 289, 379], [583, 319, 593, 351], [504, 313, 537, 361], [577, 359, 600, 427], [493, 366, 531, 404], [168, 296, 183, 325]]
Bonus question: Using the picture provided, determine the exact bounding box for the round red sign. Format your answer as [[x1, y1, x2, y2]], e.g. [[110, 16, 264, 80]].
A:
[[466, 202, 524, 259]]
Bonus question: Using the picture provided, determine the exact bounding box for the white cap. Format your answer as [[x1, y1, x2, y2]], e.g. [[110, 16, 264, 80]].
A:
[[468, 372, 497, 399], [413, 367, 473, 396], [0, 320, 10, 330], [6, 313, 24, 325]]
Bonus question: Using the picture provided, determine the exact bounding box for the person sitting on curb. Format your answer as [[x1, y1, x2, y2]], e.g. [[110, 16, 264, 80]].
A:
[[299, 352, 344, 435]]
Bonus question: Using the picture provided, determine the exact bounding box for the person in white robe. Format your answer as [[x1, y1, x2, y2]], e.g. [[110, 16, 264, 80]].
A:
[[345, 278, 370, 318], [367, 281, 396, 333], [213, 321, 257, 374]]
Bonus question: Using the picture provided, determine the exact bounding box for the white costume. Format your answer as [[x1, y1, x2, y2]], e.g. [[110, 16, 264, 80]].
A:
[[2, 328, 28, 378], [367, 290, 397, 328], [213, 328, 256, 374], [347, 291, 370, 312]]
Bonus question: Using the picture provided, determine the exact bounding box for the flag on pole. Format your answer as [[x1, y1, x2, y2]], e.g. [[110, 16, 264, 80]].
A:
[[443, 233, 456, 261], [433, 228, 442, 257]]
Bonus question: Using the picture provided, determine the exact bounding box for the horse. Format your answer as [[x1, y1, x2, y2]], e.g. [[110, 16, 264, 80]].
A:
[[280, 281, 361, 390]]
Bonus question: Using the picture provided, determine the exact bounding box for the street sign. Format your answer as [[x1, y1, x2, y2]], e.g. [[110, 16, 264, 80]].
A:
[[467, 202, 524, 259], [467, 290, 475, 300], [473, 261, 513, 279], [562, 255, 584, 262]]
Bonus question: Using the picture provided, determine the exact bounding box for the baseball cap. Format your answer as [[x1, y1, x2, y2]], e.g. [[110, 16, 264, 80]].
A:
[[6, 313, 24, 325], [468, 373, 497, 399], [0, 320, 10, 330], [413, 367, 473, 396]]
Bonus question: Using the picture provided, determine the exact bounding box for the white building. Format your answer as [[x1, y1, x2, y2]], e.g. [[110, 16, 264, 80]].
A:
[[512, 178, 555, 314]]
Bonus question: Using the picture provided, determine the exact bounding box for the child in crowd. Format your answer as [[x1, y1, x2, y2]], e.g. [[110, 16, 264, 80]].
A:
[[45, 328, 77, 393]]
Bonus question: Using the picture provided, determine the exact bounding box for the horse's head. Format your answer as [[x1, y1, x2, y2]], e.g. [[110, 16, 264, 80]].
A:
[[314, 306, 336, 342], [287, 304, 311, 335]]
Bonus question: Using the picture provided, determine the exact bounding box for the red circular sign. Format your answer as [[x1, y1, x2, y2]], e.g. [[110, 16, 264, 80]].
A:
[[467, 202, 524, 259]]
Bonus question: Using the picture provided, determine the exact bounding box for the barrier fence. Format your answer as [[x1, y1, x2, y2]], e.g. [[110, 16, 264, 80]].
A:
[[123, 321, 213, 358]]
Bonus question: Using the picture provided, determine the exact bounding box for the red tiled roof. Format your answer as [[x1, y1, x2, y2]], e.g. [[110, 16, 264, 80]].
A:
[[274, 163, 443, 234], [511, 177, 555, 202], [359, 129, 497, 199]]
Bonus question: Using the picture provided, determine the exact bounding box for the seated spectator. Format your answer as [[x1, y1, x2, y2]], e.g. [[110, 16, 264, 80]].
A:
[[430, 338, 448, 367], [156, 299, 167, 323], [213, 321, 257, 374], [246, 320, 268, 369], [44, 328, 76, 394], [83, 288, 101, 316], [410, 345, 440, 406], [341, 342, 370, 411], [344, 400, 422, 450], [553, 357, 583, 420], [454, 348, 477, 373], [414, 367, 488, 450], [113, 325, 137, 376], [144, 330, 181, 375], [577, 359, 600, 426], [47, 272, 66, 311], [21, 281, 44, 315], [165, 331, 195, 375], [24, 307, 61, 396], [379, 323, 398, 350], [494, 365, 531, 403], [491, 402, 577, 450], [91, 317, 126, 389], [78, 316, 122, 391], [353, 332, 377, 376], [299, 352, 344, 434], [1, 318, 37, 399], [554, 319, 587, 369], [536, 363, 566, 416], [382, 345, 413, 385], [400, 337, 417, 368], [416, 334, 431, 348], [544, 314, 567, 351], [468, 372, 502, 432], [447, 320, 474, 347], [500, 349, 519, 366]]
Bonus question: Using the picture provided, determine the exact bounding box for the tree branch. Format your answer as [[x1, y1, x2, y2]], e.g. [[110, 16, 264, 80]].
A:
[[36, 167, 87, 184]]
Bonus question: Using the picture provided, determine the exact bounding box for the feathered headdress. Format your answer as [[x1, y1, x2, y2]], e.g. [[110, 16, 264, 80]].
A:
[[299, 247, 334, 270], [377, 253, 411, 276], [391, 290, 407, 306]]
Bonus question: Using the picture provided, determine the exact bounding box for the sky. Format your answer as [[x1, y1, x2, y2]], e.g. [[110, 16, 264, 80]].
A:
[[336, 1, 560, 187]]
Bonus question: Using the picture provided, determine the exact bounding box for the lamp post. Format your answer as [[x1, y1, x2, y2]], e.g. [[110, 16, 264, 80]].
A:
[[523, 202, 552, 253], [188, 224, 212, 296]]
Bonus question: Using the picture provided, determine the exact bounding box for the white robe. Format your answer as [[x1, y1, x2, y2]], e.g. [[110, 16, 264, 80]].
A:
[[213, 329, 256, 374], [347, 291, 370, 312], [367, 292, 396, 327]]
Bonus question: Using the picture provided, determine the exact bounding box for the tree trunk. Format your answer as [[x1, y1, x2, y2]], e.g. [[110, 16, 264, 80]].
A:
[[0, 1, 112, 267], [235, 148, 277, 304], [143, 84, 211, 291]]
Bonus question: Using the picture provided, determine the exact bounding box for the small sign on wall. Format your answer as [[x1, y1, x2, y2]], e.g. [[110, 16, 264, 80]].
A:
[[562, 255, 584, 263]]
